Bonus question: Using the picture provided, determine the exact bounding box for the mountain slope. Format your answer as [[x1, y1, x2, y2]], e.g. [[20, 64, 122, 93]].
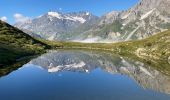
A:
[[120, 0, 170, 40], [78, 0, 170, 42], [0, 20, 49, 65]]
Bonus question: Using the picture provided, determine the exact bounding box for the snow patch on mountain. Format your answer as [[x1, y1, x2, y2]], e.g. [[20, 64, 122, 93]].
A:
[[139, 66, 153, 77], [125, 26, 140, 41], [122, 13, 130, 19], [48, 11, 86, 23], [140, 8, 156, 20], [86, 12, 90, 15], [48, 66, 61, 73], [48, 12, 62, 19], [65, 16, 86, 23], [65, 61, 86, 68], [47, 61, 86, 73], [72, 16, 86, 23]]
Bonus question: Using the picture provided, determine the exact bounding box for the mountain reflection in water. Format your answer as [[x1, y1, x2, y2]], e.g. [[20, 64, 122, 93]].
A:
[[0, 50, 170, 100], [28, 50, 170, 95]]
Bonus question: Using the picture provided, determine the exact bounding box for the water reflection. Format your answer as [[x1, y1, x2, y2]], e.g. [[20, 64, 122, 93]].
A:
[[28, 50, 170, 95], [0, 50, 170, 100]]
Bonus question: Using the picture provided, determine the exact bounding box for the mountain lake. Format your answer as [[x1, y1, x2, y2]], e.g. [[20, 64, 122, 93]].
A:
[[0, 50, 170, 100]]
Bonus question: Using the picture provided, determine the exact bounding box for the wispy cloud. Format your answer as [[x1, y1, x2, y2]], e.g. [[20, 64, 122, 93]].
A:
[[0, 16, 7, 22], [14, 13, 30, 23]]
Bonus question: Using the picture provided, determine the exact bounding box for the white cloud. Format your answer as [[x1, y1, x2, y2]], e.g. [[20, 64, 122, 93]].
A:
[[0, 16, 7, 22], [14, 13, 30, 23]]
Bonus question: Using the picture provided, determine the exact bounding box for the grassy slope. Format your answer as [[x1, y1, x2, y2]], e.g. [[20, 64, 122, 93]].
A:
[[115, 30, 170, 74], [115, 30, 170, 60], [0, 20, 49, 65]]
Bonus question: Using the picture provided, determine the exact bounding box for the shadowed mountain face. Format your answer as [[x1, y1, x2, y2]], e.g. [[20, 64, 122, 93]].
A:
[[28, 50, 170, 95]]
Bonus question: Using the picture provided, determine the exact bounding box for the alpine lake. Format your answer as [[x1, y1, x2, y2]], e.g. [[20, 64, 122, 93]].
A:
[[0, 50, 170, 100]]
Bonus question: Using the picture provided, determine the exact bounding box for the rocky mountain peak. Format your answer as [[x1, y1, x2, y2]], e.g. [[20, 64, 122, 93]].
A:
[[79, 0, 170, 42], [99, 11, 120, 24], [47, 11, 62, 18]]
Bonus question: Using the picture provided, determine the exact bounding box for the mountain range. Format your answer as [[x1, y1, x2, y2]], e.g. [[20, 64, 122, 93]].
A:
[[15, 11, 99, 41], [14, 0, 170, 42]]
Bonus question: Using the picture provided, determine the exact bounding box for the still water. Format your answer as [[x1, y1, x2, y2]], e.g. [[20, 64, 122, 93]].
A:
[[0, 50, 170, 100]]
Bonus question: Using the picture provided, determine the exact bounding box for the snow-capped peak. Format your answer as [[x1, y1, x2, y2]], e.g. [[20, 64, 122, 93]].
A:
[[72, 16, 86, 23], [48, 11, 62, 19], [86, 12, 90, 16], [47, 11, 86, 23], [47, 61, 86, 73]]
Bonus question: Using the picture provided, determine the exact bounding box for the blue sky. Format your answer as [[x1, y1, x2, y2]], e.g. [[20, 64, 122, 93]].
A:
[[0, 0, 139, 24]]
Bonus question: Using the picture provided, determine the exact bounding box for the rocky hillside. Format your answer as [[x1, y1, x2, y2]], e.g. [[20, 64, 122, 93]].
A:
[[0, 20, 49, 65], [77, 0, 170, 42], [120, 0, 170, 40]]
